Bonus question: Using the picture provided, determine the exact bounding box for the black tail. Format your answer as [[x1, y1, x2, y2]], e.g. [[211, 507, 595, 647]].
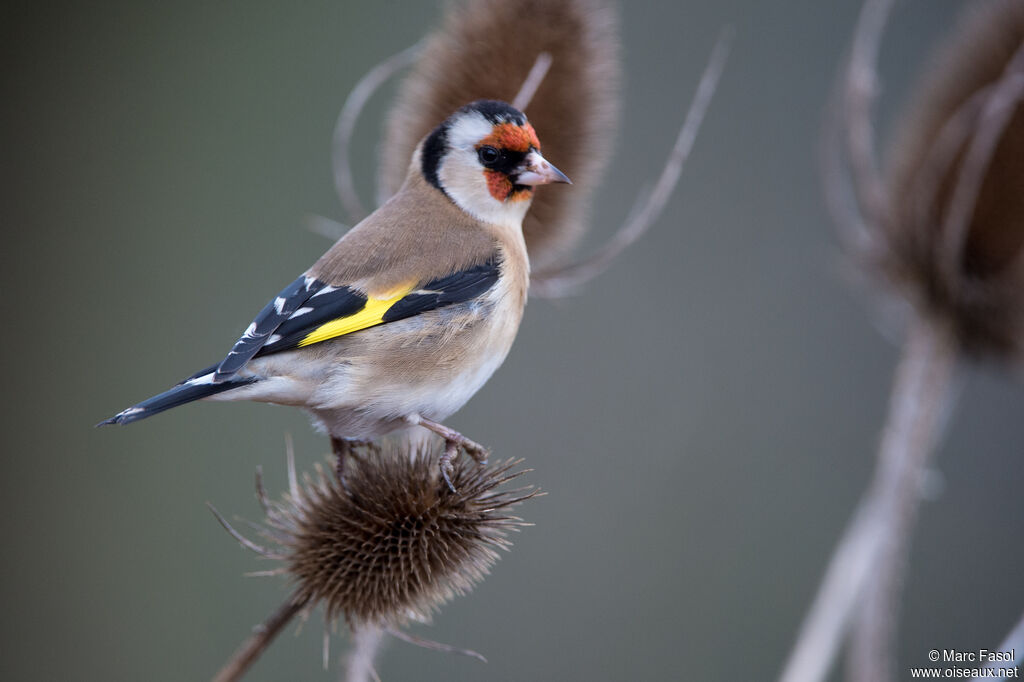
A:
[[97, 365, 257, 426]]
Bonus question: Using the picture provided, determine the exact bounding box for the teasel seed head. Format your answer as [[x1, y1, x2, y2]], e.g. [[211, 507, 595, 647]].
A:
[[237, 440, 537, 628], [880, 0, 1024, 360]]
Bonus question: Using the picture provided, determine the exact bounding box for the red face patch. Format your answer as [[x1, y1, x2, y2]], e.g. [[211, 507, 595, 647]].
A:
[[484, 170, 533, 203], [477, 122, 541, 153]]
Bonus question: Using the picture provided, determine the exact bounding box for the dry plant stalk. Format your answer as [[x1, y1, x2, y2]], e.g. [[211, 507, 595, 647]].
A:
[[210, 593, 311, 682], [342, 625, 384, 682], [209, 440, 536, 682], [782, 2, 1024, 681], [332, 42, 423, 224]]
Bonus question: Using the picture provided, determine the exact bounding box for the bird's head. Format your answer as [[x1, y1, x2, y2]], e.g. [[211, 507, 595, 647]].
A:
[[419, 100, 571, 227]]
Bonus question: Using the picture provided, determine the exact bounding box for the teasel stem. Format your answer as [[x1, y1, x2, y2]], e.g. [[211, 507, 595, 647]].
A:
[[779, 314, 958, 682], [332, 41, 422, 223], [847, 316, 957, 682], [342, 625, 384, 682], [211, 592, 311, 682], [511, 52, 553, 112]]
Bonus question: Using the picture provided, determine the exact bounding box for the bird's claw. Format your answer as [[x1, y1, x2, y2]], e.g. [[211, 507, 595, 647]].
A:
[[440, 462, 457, 493], [336, 460, 352, 495], [439, 440, 459, 493]]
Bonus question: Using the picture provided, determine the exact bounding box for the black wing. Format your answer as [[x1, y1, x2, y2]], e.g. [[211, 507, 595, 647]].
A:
[[255, 258, 501, 356]]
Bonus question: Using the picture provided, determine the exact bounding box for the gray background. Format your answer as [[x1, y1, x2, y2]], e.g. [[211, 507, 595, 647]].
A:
[[4, 1, 1022, 680]]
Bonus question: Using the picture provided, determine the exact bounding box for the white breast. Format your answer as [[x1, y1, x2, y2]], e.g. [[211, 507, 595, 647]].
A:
[[373, 269, 524, 422]]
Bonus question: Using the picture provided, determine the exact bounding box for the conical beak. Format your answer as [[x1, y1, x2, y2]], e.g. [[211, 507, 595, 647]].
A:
[[515, 150, 572, 186]]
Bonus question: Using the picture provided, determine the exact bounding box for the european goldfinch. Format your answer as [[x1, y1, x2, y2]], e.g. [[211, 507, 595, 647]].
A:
[[102, 100, 569, 487]]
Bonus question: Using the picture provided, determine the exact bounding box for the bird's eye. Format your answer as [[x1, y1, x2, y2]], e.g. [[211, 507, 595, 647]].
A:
[[477, 146, 500, 166]]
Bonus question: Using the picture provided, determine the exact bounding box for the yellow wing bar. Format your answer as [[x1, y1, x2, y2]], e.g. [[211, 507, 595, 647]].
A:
[[257, 258, 499, 355], [297, 288, 411, 347]]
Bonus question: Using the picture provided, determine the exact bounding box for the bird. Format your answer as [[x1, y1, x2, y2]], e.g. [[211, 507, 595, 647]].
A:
[[101, 99, 570, 489]]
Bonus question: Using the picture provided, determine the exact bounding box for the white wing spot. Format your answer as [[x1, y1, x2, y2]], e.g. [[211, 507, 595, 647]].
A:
[[291, 307, 314, 318], [311, 285, 339, 298], [273, 297, 287, 314], [268, 334, 282, 345]]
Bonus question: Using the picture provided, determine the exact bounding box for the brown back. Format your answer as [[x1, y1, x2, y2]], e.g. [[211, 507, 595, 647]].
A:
[[310, 168, 501, 295]]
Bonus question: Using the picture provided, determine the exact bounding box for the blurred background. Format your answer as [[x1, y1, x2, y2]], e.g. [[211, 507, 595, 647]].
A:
[[4, 0, 1022, 680]]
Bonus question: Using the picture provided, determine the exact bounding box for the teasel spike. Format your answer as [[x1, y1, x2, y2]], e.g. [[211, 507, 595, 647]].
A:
[[206, 503, 283, 560]]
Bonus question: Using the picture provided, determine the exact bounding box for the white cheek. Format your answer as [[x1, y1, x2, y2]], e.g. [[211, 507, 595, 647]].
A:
[[438, 112, 531, 227], [439, 150, 531, 229]]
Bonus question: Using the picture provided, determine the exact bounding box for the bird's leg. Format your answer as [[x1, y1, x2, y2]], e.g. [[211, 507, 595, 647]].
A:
[[410, 416, 490, 464], [330, 437, 368, 491]]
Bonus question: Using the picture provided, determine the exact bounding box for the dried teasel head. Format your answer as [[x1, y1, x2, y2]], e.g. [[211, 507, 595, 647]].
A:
[[879, 0, 1024, 359], [232, 440, 536, 628], [378, 0, 621, 269]]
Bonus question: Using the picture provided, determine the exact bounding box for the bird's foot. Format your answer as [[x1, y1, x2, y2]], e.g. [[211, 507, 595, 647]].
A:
[[330, 437, 369, 493], [453, 434, 489, 465], [409, 415, 491, 492]]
